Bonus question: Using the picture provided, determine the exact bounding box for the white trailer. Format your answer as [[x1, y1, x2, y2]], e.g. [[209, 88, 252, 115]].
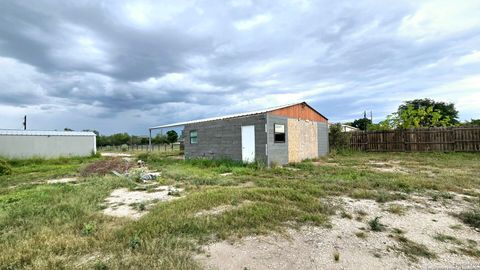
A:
[[0, 130, 96, 158]]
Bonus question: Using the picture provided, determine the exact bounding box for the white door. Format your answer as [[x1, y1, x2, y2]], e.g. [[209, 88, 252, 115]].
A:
[[241, 125, 255, 163]]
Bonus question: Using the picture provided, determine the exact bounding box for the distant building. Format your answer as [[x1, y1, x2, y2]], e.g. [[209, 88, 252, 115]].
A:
[[150, 102, 329, 166], [328, 123, 359, 132], [0, 130, 96, 158]]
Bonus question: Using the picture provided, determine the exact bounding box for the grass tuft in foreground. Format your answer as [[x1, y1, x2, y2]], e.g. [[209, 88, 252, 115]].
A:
[[391, 234, 436, 261], [457, 206, 480, 229]]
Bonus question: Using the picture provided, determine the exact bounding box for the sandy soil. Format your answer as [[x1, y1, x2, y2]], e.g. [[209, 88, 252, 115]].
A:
[[196, 193, 480, 270], [101, 152, 132, 157], [102, 186, 182, 219], [46, 177, 78, 184]]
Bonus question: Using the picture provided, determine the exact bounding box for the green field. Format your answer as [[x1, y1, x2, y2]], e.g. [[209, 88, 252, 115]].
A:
[[1, 151, 479, 269]]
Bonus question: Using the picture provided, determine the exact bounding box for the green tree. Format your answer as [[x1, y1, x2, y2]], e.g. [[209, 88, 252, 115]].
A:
[[64, 128, 74, 131], [398, 98, 458, 126], [367, 115, 397, 131], [351, 118, 372, 131], [166, 130, 178, 143], [110, 133, 130, 145], [398, 105, 451, 128], [152, 134, 168, 144], [463, 119, 480, 126]]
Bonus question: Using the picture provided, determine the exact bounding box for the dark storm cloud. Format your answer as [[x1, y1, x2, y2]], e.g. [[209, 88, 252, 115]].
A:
[[1, 0, 479, 134]]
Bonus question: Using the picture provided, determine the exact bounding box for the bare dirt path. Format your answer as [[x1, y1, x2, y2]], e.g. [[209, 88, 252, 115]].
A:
[[196, 194, 480, 270]]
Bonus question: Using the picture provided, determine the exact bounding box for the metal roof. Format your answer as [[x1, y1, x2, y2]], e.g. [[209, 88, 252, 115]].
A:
[[0, 130, 96, 136], [150, 102, 310, 130]]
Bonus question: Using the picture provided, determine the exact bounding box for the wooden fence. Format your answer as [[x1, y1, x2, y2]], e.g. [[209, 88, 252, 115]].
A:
[[349, 127, 480, 152], [98, 144, 181, 152]]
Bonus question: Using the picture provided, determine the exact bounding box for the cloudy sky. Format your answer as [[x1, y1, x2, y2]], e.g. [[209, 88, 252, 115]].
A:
[[1, 0, 479, 135]]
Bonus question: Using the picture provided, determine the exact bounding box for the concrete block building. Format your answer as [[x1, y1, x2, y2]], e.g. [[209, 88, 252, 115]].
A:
[[149, 102, 329, 166], [0, 130, 96, 158]]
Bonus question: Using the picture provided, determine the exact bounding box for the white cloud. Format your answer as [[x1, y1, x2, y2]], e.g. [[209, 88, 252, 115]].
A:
[[230, 0, 252, 8], [234, 14, 272, 31], [133, 73, 229, 93], [118, 0, 194, 30], [48, 24, 114, 72], [455, 50, 480, 66], [399, 0, 480, 40], [0, 57, 47, 101]]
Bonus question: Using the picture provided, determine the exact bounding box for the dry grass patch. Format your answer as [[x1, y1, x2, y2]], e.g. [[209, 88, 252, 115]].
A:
[[80, 158, 133, 177]]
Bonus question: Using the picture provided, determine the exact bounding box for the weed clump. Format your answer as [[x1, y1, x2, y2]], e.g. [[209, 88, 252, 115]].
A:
[[369, 216, 385, 232], [387, 204, 407, 215], [457, 207, 480, 229], [81, 222, 96, 236], [340, 211, 352, 219], [333, 250, 340, 262], [0, 159, 12, 176], [392, 235, 436, 261], [94, 261, 108, 270], [433, 233, 462, 245], [129, 235, 141, 250], [355, 231, 367, 239]]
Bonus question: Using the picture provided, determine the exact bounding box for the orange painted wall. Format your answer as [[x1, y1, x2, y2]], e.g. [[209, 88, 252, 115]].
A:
[[269, 103, 328, 123]]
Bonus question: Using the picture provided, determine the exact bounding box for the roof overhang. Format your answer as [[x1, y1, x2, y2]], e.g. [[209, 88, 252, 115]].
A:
[[149, 101, 328, 130]]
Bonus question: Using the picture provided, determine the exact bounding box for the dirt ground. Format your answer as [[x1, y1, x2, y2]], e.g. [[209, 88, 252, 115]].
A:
[[100, 152, 132, 157], [196, 193, 480, 270], [102, 186, 182, 219]]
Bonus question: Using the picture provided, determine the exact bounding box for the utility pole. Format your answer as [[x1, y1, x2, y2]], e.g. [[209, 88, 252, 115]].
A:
[[148, 129, 152, 151], [23, 115, 27, 130]]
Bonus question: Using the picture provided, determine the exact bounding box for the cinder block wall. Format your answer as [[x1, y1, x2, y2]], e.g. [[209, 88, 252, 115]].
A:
[[184, 114, 267, 163], [317, 122, 329, 156], [266, 114, 288, 165], [266, 114, 329, 166]]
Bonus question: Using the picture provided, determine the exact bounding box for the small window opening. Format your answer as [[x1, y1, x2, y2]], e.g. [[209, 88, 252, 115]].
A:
[[190, 130, 198, 144], [274, 124, 285, 143]]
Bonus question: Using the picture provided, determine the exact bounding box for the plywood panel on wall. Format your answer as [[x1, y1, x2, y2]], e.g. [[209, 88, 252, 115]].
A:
[[270, 103, 327, 123], [287, 119, 318, 163]]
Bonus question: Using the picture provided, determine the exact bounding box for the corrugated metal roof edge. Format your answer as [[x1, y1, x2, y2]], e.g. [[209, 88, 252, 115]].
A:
[[149, 101, 328, 130], [0, 129, 96, 136]]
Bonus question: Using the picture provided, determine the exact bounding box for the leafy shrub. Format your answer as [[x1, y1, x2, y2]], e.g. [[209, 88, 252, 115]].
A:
[[0, 159, 12, 176], [121, 144, 128, 152], [329, 123, 352, 151]]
